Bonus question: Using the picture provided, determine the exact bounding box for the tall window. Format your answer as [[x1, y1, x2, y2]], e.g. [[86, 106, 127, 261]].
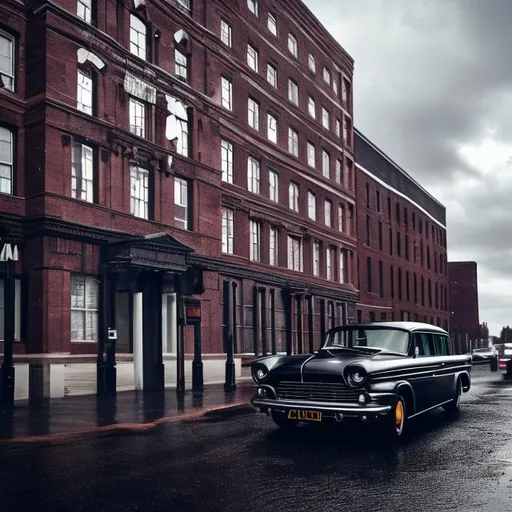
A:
[[289, 182, 299, 212], [71, 274, 99, 341], [0, 31, 14, 92], [308, 96, 316, 118], [338, 204, 345, 232], [130, 165, 149, 219], [129, 15, 147, 60], [312, 242, 320, 276], [248, 97, 260, 130], [308, 191, 316, 220], [365, 215, 370, 245], [77, 0, 93, 24], [175, 50, 188, 81], [174, 177, 189, 229], [77, 69, 93, 115], [267, 113, 277, 143], [342, 78, 351, 106], [322, 150, 330, 178], [71, 143, 94, 203], [221, 139, 233, 183], [288, 34, 298, 57], [323, 67, 331, 85], [0, 127, 14, 195], [366, 257, 372, 293], [247, 156, 260, 194], [268, 13, 277, 35], [308, 54, 316, 73], [287, 236, 302, 271], [129, 97, 146, 137], [288, 79, 299, 105], [221, 76, 232, 110], [378, 261, 384, 298], [174, 104, 189, 157], [326, 248, 333, 280], [288, 127, 298, 156], [336, 159, 342, 183], [307, 142, 315, 168], [250, 220, 261, 262], [247, 0, 258, 16], [269, 226, 278, 266], [339, 250, 347, 284], [344, 116, 352, 146], [220, 19, 232, 47], [267, 63, 277, 87], [324, 199, 332, 227], [322, 107, 330, 130], [222, 207, 234, 254], [335, 118, 341, 138], [247, 44, 259, 72], [0, 278, 21, 341], [269, 170, 278, 202]]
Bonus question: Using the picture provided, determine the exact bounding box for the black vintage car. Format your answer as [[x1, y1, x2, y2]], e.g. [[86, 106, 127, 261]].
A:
[[250, 321, 472, 438]]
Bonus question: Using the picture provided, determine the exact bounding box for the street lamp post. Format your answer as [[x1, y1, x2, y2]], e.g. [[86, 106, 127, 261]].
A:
[[1, 242, 19, 410]]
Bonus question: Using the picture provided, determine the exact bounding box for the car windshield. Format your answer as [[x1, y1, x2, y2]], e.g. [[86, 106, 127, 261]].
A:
[[324, 327, 410, 355]]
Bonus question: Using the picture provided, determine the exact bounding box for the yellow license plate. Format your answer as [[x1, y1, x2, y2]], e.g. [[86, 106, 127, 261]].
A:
[[287, 409, 322, 422]]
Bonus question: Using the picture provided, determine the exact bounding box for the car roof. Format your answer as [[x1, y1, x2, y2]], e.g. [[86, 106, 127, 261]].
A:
[[332, 321, 449, 334]]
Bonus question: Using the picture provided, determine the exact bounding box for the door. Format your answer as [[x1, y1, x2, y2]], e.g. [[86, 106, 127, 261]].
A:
[[411, 332, 439, 411]]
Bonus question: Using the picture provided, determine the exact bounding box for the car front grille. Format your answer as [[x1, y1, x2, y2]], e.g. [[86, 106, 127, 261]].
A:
[[275, 381, 360, 403]]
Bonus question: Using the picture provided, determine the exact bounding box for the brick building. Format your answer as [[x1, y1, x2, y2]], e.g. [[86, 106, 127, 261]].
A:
[[354, 130, 450, 328], [0, 0, 357, 399], [448, 261, 480, 340]]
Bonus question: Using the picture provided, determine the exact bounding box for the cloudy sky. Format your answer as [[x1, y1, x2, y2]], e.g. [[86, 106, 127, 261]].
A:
[[304, 0, 512, 336]]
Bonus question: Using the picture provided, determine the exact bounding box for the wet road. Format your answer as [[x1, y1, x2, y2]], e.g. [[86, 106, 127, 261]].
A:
[[2, 366, 512, 512]]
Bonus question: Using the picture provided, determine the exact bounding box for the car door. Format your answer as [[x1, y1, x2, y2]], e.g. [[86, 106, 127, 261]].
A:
[[411, 332, 439, 411], [432, 334, 457, 403]]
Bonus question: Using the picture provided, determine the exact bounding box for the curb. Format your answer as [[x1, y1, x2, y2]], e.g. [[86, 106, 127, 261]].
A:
[[0, 401, 253, 446]]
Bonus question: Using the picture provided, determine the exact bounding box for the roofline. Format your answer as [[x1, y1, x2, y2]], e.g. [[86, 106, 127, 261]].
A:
[[354, 127, 446, 209]]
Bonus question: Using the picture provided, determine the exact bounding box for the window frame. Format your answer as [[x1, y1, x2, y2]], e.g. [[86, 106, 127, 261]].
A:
[[70, 274, 99, 342], [174, 176, 190, 230], [221, 207, 234, 254], [247, 156, 260, 194], [129, 14, 147, 61], [220, 19, 232, 47], [221, 76, 233, 110], [71, 141, 96, 203], [247, 43, 259, 72], [221, 139, 233, 183], [0, 125, 15, 195], [129, 96, 146, 138], [130, 164, 150, 220], [77, 68, 94, 115], [0, 29, 15, 92]]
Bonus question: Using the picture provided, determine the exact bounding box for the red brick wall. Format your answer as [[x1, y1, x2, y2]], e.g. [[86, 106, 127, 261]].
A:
[[448, 261, 479, 337]]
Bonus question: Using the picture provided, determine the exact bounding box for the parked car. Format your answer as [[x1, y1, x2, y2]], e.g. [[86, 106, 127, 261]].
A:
[[250, 322, 472, 438], [471, 347, 497, 364]]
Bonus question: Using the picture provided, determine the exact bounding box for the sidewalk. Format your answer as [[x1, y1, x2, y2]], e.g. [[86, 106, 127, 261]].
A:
[[0, 379, 257, 443]]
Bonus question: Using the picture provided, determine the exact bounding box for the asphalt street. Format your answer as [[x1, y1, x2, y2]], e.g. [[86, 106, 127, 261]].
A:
[[1, 365, 512, 512]]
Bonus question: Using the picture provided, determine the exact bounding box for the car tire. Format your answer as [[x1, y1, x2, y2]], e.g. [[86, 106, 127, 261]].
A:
[[271, 410, 298, 429], [443, 379, 462, 414], [384, 395, 406, 439]]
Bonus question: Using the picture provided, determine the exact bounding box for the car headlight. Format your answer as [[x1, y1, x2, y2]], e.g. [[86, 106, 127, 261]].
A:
[[252, 365, 268, 383], [346, 367, 368, 387]]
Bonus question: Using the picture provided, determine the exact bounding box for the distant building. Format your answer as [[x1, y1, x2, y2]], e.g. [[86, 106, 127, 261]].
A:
[[355, 130, 450, 329]]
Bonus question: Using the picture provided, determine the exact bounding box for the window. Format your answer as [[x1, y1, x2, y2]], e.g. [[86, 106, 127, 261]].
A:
[[129, 15, 147, 60], [71, 274, 99, 341], [307, 142, 315, 168], [308, 96, 316, 118], [365, 183, 370, 207], [313, 242, 320, 276], [267, 63, 277, 87], [173, 102, 190, 157], [247, 156, 260, 194], [175, 50, 188, 81], [322, 107, 330, 130], [338, 204, 345, 232], [378, 261, 384, 298], [322, 150, 330, 178], [71, 142, 94, 203], [308, 54, 316, 73], [326, 248, 333, 280], [343, 116, 351, 145], [288, 127, 298, 156], [268, 13, 277, 35], [288, 79, 299, 105], [174, 177, 189, 229], [267, 113, 277, 143], [335, 118, 341, 138], [342, 78, 351, 105], [336, 158, 342, 184], [221, 139, 233, 183], [339, 250, 347, 284], [365, 215, 370, 245], [176, 0, 190, 8], [308, 191, 316, 220], [130, 165, 149, 219], [247, 0, 258, 16], [269, 226, 278, 266], [289, 182, 299, 212], [288, 34, 298, 57], [323, 67, 331, 85], [248, 97, 260, 130], [77, 69, 93, 115], [77, 0, 93, 24], [129, 97, 146, 137], [324, 199, 332, 227], [376, 190, 381, 212], [396, 231, 401, 257], [269, 170, 278, 202], [220, 19, 232, 47], [250, 220, 261, 262], [366, 257, 372, 293], [221, 76, 232, 110], [0, 126, 14, 195], [247, 44, 259, 72], [222, 208, 234, 254], [287, 236, 302, 271], [378, 221, 383, 250]]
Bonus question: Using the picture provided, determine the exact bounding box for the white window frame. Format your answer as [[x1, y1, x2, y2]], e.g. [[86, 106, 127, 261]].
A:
[[325, 199, 332, 227], [312, 242, 320, 277], [220, 19, 232, 47], [268, 13, 277, 36], [322, 150, 330, 178], [77, 69, 93, 115], [308, 96, 316, 119], [288, 127, 298, 157], [0, 31, 14, 92], [70, 274, 99, 342], [247, 156, 260, 194], [289, 182, 299, 212], [248, 97, 260, 130], [129, 15, 147, 60], [307, 191, 316, 220], [323, 67, 331, 85], [307, 142, 315, 168], [322, 107, 330, 130], [175, 49, 188, 81], [130, 165, 149, 219], [336, 158, 342, 184], [174, 106, 189, 158], [269, 226, 278, 266], [288, 79, 299, 105], [287, 236, 303, 272], [221, 76, 233, 110], [267, 63, 277, 87], [174, 177, 189, 230], [250, 220, 261, 262], [269, 170, 278, 202], [288, 34, 298, 57], [0, 126, 14, 195], [308, 53, 316, 73], [222, 207, 234, 254], [247, 43, 259, 72], [129, 97, 146, 138], [247, 0, 258, 16], [267, 113, 277, 143], [221, 139, 233, 183], [77, 0, 93, 24], [326, 248, 333, 281], [71, 142, 94, 203]]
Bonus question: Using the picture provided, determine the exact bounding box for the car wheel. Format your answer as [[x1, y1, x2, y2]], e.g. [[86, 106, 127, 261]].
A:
[[443, 379, 462, 414], [271, 410, 298, 429], [385, 395, 406, 439]]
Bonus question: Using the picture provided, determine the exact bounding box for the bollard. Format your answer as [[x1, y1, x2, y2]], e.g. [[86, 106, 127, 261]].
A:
[[490, 355, 498, 372]]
